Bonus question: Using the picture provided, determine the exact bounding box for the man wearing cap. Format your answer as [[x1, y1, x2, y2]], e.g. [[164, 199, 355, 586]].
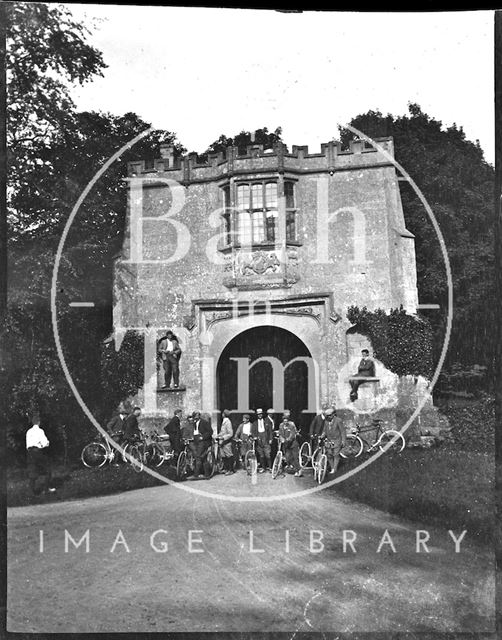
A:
[[278, 410, 302, 477], [320, 407, 347, 476], [308, 405, 328, 451], [234, 414, 256, 468], [252, 408, 273, 473], [349, 349, 376, 401]]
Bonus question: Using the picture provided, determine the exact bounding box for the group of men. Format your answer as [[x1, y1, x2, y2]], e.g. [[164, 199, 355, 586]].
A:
[[105, 403, 348, 479], [160, 405, 347, 480]]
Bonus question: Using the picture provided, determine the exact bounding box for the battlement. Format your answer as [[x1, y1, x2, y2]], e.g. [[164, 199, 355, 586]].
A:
[[127, 137, 395, 182]]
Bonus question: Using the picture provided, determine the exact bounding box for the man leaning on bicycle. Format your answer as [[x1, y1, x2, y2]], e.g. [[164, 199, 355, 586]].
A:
[[320, 407, 346, 476], [187, 411, 213, 479], [122, 407, 142, 444]]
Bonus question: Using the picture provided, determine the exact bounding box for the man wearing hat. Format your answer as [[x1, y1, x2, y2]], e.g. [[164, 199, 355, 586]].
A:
[[252, 408, 273, 473], [189, 411, 213, 479], [265, 409, 277, 459], [308, 404, 329, 453], [234, 414, 256, 469], [320, 407, 346, 476], [278, 410, 302, 477]]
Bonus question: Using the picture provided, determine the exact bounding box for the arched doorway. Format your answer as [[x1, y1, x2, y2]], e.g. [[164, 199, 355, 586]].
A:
[[216, 325, 314, 434]]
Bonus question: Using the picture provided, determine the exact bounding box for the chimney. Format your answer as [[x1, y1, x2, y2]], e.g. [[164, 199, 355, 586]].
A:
[[159, 144, 174, 168]]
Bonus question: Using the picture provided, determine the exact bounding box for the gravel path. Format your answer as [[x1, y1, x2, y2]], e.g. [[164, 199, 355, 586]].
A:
[[7, 470, 495, 633]]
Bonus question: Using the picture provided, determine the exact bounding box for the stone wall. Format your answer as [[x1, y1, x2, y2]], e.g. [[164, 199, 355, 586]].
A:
[[114, 138, 425, 428]]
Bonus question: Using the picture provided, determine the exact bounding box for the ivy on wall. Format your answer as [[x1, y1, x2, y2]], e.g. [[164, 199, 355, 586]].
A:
[[346, 306, 434, 379], [101, 331, 145, 413]]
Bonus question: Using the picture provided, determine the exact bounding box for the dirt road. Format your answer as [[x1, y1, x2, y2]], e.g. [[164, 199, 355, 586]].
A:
[[7, 470, 495, 633]]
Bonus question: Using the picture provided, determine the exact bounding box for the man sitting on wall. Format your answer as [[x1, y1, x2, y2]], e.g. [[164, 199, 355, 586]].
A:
[[349, 349, 376, 401]]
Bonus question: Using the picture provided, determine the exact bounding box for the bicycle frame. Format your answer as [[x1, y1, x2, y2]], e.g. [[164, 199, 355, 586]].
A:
[[353, 421, 386, 453]]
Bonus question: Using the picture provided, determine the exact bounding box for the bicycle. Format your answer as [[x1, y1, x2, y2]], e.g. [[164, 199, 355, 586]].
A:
[[340, 418, 406, 459], [81, 433, 118, 468], [245, 437, 259, 476], [122, 429, 148, 472], [312, 437, 328, 484], [298, 434, 322, 471], [176, 438, 195, 480], [209, 436, 225, 477], [144, 430, 175, 468], [271, 433, 287, 479]]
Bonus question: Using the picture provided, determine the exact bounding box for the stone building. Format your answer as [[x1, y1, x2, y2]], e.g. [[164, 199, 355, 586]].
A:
[[113, 137, 433, 433]]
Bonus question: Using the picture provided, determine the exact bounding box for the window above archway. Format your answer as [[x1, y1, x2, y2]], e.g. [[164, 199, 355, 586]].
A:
[[220, 179, 299, 249]]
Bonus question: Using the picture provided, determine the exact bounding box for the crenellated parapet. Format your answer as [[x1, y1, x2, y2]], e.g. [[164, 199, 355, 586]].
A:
[[127, 137, 395, 183]]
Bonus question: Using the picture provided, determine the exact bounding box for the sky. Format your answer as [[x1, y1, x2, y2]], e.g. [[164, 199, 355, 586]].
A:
[[69, 6, 494, 163]]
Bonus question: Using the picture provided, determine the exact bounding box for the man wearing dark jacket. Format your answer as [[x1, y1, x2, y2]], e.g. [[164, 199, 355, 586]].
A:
[[158, 330, 182, 389], [252, 408, 273, 472], [106, 411, 127, 438], [123, 407, 142, 443], [278, 411, 302, 477], [164, 409, 183, 456], [188, 411, 213, 479], [349, 349, 376, 401], [308, 407, 328, 441], [320, 408, 346, 476]]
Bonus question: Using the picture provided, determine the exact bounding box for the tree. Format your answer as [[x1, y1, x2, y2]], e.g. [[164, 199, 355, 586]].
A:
[[6, 3, 105, 177], [199, 126, 284, 161], [340, 105, 495, 388], [4, 4, 185, 462]]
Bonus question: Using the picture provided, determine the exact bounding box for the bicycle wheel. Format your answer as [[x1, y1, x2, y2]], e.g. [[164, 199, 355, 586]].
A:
[[81, 442, 107, 468], [124, 443, 144, 472], [340, 435, 364, 459], [177, 450, 188, 480], [205, 448, 216, 479], [317, 453, 328, 484], [299, 441, 311, 469], [215, 449, 225, 474], [271, 451, 283, 479], [149, 443, 166, 468], [245, 450, 257, 476], [378, 430, 406, 453]]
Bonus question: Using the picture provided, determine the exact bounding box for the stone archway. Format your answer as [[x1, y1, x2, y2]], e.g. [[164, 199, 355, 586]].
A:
[[216, 325, 315, 433]]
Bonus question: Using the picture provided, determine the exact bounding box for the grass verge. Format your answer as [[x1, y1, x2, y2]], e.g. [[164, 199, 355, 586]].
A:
[[7, 462, 176, 508], [335, 447, 495, 543]]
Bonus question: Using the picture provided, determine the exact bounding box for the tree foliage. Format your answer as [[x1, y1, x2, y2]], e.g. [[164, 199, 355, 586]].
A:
[[4, 4, 183, 463], [199, 126, 284, 161], [341, 105, 495, 385], [7, 3, 106, 207]]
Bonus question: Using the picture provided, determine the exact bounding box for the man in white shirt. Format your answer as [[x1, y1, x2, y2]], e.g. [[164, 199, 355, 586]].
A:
[[26, 418, 56, 495]]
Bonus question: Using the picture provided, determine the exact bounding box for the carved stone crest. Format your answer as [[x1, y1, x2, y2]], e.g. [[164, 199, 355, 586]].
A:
[[239, 250, 280, 276]]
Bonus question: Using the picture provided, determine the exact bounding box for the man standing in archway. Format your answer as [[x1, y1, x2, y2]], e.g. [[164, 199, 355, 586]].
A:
[[253, 408, 273, 473]]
